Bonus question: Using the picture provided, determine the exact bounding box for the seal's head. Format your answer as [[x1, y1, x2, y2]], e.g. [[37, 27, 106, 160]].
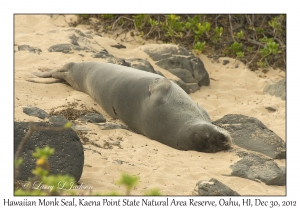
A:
[[178, 123, 232, 153]]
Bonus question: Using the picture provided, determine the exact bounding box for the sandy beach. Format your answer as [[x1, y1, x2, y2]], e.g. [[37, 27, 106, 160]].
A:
[[14, 15, 286, 195]]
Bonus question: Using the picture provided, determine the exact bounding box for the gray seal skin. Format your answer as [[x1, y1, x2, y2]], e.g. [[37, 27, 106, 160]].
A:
[[30, 62, 232, 152]]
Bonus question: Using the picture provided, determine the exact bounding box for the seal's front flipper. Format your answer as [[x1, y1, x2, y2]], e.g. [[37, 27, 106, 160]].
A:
[[148, 78, 172, 105], [149, 78, 172, 95]]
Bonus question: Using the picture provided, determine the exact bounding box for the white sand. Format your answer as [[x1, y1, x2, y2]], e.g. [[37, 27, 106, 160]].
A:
[[14, 15, 286, 195]]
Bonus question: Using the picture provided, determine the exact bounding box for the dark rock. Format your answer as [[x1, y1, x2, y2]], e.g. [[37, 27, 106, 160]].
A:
[[92, 49, 113, 58], [23, 106, 49, 119], [168, 68, 197, 83], [95, 32, 102, 37], [48, 44, 89, 53], [230, 154, 286, 186], [190, 57, 210, 86], [79, 113, 106, 123], [18, 45, 42, 54], [98, 122, 129, 130], [144, 45, 210, 88], [265, 106, 277, 112], [111, 43, 126, 49], [108, 57, 163, 76], [14, 122, 84, 182], [195, 178, 240, 196], [155, 56, 192, 73], [49, 115, 69, 126], [173, 79, 191, 94], [223, 60, 230, 65], [107, 57, 131, 67], [125, 58, 157, 74], [213, 114, 286, 159], [263, 79, 286, 100], [114, 159, 124, 165], [66, 29, 90, 38], [48, 30, 57, 33], [73, 29, 92, 39], [185, 83, 200, 92], [144, 45, 192, 61], [154, 70, 165, 77], [69, 34, 79, 46], [74, 29, 87, 37]]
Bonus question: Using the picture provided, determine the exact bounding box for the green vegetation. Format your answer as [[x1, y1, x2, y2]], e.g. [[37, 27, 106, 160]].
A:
[[15, 146, 76, 196], [116, 173, 139, 195], [76, 14, 286, 70]]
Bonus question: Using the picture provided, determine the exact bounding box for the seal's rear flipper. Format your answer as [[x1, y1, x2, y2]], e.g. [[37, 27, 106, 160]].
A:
[[26, 66, 68, 84], [26, 77, 63, 84], [32, 71, 54, 78]]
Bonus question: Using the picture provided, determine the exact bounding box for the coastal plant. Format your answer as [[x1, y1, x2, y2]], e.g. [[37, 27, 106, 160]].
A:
[[193, 22, 211, 41], [133, 14, 149, 30], [163, 14, 185, 41], [236, 51, 244, 58], [235, 30, 244, 39], [116, 173, 139, 195], [259, 41, 281, 57], [211, 26, 223, 43], [144, 188, 161, 196], [268, 15, 285, 35], [193, 41, 206, 54], [256, 37, 282, 68], [230, 41, 243, 54], [75, 14, 286, 71], [102, 14, 114, 20]]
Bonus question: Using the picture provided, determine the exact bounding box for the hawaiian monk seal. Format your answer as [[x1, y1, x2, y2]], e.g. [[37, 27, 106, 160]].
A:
[[28, 62, 232, 152]]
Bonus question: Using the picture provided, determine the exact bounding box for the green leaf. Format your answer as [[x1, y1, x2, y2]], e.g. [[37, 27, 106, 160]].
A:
[[102, 14, 114, 19], [15, 158, 23, 167], [193, 41, 206, 53], [230, 42, 243, 53], [236, 52, 244, 58], [32, 167, 49, 177], [235, 30, 244, 39], [64, 121, 72, 129], [214, 26, 223, 36], [143, 188, 162, 196], [116, 173, 139, 191], [32, 146, 55, 159]]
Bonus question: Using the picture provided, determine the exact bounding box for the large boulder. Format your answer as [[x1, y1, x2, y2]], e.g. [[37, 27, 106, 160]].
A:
[[263, 79, 286, 100], [213, 114, 286, 159], [14, 122, 84, 182], [144, 45, 210, 89], [229, 154, 286, 186], [23, 106, 49, 119], [194, 178, 240, 196]]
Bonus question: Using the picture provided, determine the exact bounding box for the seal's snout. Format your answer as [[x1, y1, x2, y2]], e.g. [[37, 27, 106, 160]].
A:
[[189, 124, 232, 153], [215, 126, 232, 146]]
